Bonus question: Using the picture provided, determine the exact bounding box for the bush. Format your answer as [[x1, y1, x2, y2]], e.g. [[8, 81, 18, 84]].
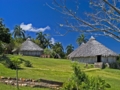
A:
[[24, 60, 32, 67], [62, 62, 111, 90]]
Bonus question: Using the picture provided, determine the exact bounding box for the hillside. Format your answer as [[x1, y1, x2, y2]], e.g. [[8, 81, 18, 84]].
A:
[[0, 55, 120, 90]]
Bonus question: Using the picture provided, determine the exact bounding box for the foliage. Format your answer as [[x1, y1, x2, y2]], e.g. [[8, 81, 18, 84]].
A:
[[76, 34, 88, 46], [107, 55, 120, 69], [0, 18, 11, 43], [44, 48, 55, 58], [52, 42, 65, 58], [12, 25, 25, 39], [0, 18, 11, 54], [66, 44, 74, 55], [10, 57, 22, 68], [117, 55, 120, 64], [36, 32, 53, 49], [11, 56, 22, 90], [62, 63, 110, 90], [0, 55, 120, 89], [24, 60, 32, 67], [0, 41, 4, 54]]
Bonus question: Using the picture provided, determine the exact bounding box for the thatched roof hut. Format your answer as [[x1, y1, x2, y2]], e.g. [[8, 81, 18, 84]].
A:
[[68, 36, 118, 64], [19, 38, 43, 56]]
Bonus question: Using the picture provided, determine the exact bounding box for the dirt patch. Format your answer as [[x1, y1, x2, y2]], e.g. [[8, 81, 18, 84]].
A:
[[0, 76, 63, 90]]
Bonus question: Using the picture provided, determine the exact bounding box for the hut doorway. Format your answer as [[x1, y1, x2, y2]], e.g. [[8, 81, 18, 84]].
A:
[[97, 55, 101, 62]]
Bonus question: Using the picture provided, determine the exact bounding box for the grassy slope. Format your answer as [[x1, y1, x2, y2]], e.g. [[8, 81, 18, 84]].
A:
[[0, 55, 120, 90]]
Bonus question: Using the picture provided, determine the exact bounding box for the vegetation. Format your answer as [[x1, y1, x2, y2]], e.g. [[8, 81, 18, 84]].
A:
[[43, 48, 55, 58], [0, 18, 69, 59], [11, 57, 22, 90], [66, 44, 74, 55], [52, 42, 65, 58], [12, 25, 25, 39], [24, 60, 32, 67], [36, 32, 52, 49], [62, 63, 110, 90], [0, 19, 11, 54], [0, 55, 120, 90], [0, 19, 11, 43], [76, 34, 88, 46]]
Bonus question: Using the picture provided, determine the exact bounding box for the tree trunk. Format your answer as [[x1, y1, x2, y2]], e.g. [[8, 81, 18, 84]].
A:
[[16, 67, 19, 90]]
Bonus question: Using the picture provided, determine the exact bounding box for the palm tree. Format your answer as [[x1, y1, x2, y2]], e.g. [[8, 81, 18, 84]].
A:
[[12, 25, 25, 39], [76, 34, 87, 46], [45, 38, 54, 49], [36, 32, 51, 49], [66, 44, 74, 55], [52, 42, 65, 58]]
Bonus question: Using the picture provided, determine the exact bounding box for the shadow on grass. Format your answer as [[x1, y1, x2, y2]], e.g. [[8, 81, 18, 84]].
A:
[[0, 55, 26, 70]]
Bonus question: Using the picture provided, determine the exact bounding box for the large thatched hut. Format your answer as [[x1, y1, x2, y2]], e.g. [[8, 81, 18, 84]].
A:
[[19, 38, 43, 56], [68, 36, 118, 64]]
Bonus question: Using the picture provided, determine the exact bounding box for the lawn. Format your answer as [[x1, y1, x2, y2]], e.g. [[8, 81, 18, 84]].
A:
[[0, 54, 120, 90]]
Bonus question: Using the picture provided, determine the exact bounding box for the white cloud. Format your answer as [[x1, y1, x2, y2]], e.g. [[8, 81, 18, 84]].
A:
[[20, 23, 50, 32], [50, 37, 55, 44]]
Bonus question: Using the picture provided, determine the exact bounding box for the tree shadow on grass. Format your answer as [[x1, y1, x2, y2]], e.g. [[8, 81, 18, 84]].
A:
[[0, 55, 25, 70]]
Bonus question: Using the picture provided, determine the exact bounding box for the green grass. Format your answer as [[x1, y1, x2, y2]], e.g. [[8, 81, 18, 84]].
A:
[[0, 54, 120, 90]]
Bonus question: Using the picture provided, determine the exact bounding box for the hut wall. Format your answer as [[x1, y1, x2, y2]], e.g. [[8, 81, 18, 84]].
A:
[[20, 51, 42, 56], [101, 56, 116, 63], [72, 56, 116, 64], [72, 57, 97, 64]]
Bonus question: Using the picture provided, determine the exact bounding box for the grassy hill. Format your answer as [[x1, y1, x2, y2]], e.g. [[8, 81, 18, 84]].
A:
[[0, 55, 120, 90]]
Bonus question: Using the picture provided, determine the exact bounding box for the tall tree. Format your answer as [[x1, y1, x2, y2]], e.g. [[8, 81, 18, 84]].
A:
[[36, 32, 52, 49], [52, 42, 65, 58], [13, 25, 25, 39], [66, 44, 74, 55], [76, 34, 87, 46], [0, 18, 11, 54], [51, 0, 120, 42], [0, 18, 10, 43]]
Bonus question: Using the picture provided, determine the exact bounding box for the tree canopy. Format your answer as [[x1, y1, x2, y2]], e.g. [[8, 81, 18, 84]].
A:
[[66, 44, 74, 55], [12, 25, 25, 39], [0, 19, 10, 43], [36, 32, 52, 49], [76, 34, 88, 46]]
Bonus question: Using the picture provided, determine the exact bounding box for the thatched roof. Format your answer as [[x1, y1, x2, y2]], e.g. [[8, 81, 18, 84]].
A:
[[20, 38, 43, 51], [68, 36, 118, 58]]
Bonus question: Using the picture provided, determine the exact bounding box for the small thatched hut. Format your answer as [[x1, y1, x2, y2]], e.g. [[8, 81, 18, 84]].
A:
[[19, 38, 43, 56], [68, 36, 118, 64]]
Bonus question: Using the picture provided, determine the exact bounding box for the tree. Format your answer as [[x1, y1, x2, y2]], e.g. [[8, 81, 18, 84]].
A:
[[52, 42, 65, 58], [51, 0, 120, 42], [0, 18, 10, 43], [66, 44, 74, 55], [13, 25, 25, 39], [45, 38, 53, 48], [36, 32, 52, 49], [0, 18, 11, 54], [11, 57, 22, 90], [76, 34, 87, 46], [44, 48, 55, 58]]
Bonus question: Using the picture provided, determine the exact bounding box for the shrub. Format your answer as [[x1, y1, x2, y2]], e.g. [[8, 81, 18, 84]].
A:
[[24, 60, 32, 67], [62, 62, 111, 90]]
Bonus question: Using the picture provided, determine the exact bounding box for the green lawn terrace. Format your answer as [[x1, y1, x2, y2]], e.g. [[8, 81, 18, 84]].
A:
[[0, 54, 120, 90]]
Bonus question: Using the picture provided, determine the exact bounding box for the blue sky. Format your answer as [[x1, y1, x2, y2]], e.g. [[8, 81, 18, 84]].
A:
[[0, 0, 120, 53]]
